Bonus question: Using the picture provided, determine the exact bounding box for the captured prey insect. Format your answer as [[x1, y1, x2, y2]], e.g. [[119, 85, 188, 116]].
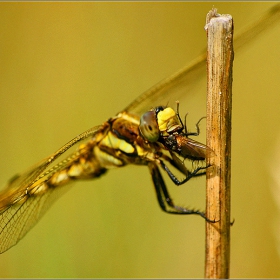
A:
[[0, 95, 214, 253]]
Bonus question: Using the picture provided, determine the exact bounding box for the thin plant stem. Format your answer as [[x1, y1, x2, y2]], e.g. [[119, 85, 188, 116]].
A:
[[204, 9, 234, 279]]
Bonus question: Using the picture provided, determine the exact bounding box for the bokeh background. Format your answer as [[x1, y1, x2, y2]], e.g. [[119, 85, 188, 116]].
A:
[[0, 2, 280, 278]]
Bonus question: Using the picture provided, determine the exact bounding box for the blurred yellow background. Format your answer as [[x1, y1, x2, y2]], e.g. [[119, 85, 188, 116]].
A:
[[0, 2, 280, 278]]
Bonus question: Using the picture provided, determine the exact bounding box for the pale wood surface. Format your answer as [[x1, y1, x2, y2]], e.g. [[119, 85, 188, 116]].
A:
[[205, 10, 234, 279]]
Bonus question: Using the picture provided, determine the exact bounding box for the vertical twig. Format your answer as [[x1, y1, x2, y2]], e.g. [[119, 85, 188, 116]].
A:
[[204, 9, 234, 279]]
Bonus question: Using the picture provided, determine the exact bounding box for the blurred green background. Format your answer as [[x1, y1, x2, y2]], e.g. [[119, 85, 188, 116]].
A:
[[0, 2, 280, 278]]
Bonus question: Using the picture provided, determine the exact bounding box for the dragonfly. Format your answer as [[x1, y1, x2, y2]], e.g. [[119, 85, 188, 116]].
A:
[[0, 100, 215, 253], [0, 4, 279, 254]]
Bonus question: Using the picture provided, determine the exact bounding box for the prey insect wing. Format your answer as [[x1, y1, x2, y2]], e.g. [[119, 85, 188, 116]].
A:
[[175, 136, 215, 160]]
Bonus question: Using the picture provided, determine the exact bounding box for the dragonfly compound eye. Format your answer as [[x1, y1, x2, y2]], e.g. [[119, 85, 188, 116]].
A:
[[139, 110, 160, 142]]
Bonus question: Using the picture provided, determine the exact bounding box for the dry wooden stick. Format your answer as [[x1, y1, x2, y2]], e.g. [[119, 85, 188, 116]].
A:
[[204, 9, 234, 279]]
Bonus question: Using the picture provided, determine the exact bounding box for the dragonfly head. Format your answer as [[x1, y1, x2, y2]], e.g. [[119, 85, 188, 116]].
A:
[[139, 110, 160, 142], [139, 106, 183, 143], [156, 107, 182, 134]]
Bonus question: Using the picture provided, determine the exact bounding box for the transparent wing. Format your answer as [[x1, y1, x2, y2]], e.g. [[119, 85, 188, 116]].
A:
[[179, 137, 216, 160], [0, 125, 102, 253], [123, 4, 280, 116], [123, 54, 206, 116], [0, 181, 70, 254]]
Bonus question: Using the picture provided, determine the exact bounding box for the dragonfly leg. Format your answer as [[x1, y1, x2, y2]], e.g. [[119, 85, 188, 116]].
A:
[[148, 162, 215, 222], [175, 101, 205, 137], [159, 159, 209, 186], [185, 116, 206, 136]]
